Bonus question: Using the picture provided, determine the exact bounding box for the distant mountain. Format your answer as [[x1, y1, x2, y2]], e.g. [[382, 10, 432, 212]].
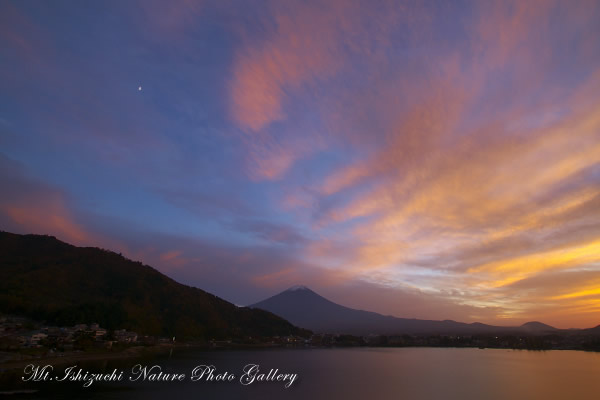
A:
[[250, 286, 565, 336], [580, 325, 600, 335], [519, 321, 557, 333], [0, 232, 310, 340]]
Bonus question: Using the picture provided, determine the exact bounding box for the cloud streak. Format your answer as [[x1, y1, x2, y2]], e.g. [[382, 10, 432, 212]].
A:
[[2, 0, 600, 328]]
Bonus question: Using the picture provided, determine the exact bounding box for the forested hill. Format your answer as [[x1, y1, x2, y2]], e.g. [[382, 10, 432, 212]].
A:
[[0, 231, 309, 340]]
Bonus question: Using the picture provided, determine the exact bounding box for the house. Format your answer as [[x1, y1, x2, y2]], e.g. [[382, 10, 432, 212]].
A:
[[30, 332, 48, 346], [114, 329, 138, 343], [94, 329, 107, 339]]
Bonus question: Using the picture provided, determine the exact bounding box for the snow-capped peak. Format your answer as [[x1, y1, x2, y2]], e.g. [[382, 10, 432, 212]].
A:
[[286, 285, 310, 292]]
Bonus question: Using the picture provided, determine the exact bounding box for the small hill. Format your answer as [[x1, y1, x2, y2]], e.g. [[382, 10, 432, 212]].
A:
[[580, 325, 600, 335], [0, 231, 309, 340], [519, 321, 557, 333]]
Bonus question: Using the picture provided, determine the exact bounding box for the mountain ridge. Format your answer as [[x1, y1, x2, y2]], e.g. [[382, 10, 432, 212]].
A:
[[250, 285, 584, 335], [0, 231, 310, 340]]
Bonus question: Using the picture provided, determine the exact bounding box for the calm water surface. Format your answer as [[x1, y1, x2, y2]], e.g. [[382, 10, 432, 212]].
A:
[[2, 347, 599, 399]]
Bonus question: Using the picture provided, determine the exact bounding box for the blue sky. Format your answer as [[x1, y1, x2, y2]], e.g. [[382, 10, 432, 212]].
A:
[[2, 0, 600, 327]]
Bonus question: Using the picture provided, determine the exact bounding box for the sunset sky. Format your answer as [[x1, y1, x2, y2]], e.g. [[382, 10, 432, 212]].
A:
[[1, 0, 599, 328]]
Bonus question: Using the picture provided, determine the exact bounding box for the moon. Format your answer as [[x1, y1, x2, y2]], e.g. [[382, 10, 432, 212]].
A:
[[138, 86, 142, 91]]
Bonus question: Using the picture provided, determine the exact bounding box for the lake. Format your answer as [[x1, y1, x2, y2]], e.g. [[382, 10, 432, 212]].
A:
[[3, 347, 600, 399]]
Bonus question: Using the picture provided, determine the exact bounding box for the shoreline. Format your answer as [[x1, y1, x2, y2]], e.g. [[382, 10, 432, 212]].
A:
[[0, 344, 176, 371], [2, 343, 598, 372], [0, 342, 292, 372]]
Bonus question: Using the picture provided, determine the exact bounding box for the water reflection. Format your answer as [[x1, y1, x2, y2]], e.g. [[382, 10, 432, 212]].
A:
[[2, 348, 599, 399]]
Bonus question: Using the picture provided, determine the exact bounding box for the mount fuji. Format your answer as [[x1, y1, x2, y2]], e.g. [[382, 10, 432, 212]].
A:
[[250, 286, 560, 336]]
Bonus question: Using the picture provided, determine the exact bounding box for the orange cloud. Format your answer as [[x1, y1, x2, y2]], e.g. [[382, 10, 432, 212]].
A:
[[3, 205, 90, 246], [269, 1, 600, 327], [0, 156, 127, 255], [228, 0, 408, 180], [160, 249, 183, 262], [230, 1, 348, 132]]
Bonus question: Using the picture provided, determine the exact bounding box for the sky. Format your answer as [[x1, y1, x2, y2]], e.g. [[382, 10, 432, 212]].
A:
[[1, 0, 599, 328]]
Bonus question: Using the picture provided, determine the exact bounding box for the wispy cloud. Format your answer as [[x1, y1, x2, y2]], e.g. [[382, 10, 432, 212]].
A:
[[2, 0, 599, 327]]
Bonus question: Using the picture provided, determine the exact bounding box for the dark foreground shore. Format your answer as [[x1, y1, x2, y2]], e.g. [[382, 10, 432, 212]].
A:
[[0, 344, 176, 372]]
